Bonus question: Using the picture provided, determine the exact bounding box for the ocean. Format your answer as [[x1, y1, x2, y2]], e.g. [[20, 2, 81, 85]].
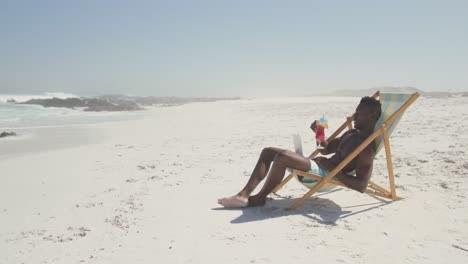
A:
[[0, 93, 146, 129]]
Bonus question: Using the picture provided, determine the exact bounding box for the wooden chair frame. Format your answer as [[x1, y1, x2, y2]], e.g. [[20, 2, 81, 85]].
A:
[[272, 91, 420, 209]]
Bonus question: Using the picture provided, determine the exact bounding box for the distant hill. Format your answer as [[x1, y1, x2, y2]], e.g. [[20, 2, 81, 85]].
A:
[[326, 87, 467, 98]]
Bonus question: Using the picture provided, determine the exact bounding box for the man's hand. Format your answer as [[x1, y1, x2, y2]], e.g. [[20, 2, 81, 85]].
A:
[[314, 156, 335, 172], [310, 120, 318, 132], [319, 139, 328, 147]]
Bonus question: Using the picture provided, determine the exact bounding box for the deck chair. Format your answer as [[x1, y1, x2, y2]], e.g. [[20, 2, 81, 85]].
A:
[[272, 91, 420, 209]]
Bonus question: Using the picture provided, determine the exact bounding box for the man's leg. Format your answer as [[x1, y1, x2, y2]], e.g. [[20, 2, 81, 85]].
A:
[[248, 149, 311, 206], [218, 147, 311, 208], [218, 147, 280, 208]]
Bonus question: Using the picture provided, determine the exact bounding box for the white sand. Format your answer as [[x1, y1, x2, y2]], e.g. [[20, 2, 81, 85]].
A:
[[1, 96, 467, 263]]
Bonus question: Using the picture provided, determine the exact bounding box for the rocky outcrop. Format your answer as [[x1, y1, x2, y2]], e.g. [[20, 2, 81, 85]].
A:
[[18, 95, 241, 112], [96, 95, 241, 106], [20, 97, 142, 112], [22, 98, 86, 108], [84, 98, 142, 112], [0, 132, 16, 138]]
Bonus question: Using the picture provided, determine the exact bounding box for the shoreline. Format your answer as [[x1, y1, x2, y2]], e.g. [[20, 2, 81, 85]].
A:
[[0, 125, 105, 161]]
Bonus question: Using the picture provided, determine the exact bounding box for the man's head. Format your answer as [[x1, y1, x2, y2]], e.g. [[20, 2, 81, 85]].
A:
[[354, 96, 382, 130]]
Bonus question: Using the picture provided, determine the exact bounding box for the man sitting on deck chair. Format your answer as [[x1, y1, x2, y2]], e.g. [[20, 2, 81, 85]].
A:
[[218, 96, 382, 208]]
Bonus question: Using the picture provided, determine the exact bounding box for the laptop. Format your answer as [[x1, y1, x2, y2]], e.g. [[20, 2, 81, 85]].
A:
[[292, 134, 303, 156]]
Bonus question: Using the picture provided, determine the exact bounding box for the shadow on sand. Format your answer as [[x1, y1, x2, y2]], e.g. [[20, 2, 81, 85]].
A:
[[213, 188, 392, 225]]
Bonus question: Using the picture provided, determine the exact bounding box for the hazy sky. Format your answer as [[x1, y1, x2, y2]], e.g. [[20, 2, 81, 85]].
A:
[[1, 0, 467, 96]]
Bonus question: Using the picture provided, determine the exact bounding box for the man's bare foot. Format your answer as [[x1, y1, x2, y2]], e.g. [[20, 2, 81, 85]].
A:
[[218, 195, 248, 208], [248, 194, 266, 207]]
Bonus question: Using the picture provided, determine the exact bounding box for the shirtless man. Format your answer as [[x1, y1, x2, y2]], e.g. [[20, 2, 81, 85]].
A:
[[218, 96, 382, 208]]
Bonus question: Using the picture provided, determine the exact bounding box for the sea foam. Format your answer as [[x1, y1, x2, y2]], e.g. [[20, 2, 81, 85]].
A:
[[0, 93, 144, 129], [0, 92, 79, 103]]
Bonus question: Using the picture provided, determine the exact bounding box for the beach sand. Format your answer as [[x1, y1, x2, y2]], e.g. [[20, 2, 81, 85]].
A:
[[1, 96, 467, 263]]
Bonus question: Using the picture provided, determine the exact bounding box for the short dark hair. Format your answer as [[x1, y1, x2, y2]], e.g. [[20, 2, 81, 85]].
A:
[[359, 96, 382, 120]]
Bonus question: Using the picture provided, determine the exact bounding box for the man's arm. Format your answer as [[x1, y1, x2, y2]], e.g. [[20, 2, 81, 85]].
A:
[[334, 146, 375, 193], [319, 129, 358, 155], [319, 137, 340, 155]]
